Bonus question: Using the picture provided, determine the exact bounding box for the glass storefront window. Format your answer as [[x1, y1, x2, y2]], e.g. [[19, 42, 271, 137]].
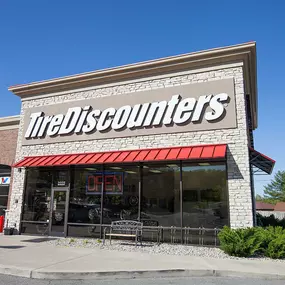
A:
[[53, 169, 70, 187], [0, 164, 11, 216], [0, 185, 9, 215], [141, 163, 180, 227], [69, 166, 102, 224], [22, 168, 52, 222], [69, 165, 140, 228], [103, 165, 140, 224], [182, 162, 228, 228], [21, 160, 229, 239]]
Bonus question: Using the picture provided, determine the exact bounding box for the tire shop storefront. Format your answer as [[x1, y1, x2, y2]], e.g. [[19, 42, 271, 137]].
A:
[[7, 42, 275, 244]]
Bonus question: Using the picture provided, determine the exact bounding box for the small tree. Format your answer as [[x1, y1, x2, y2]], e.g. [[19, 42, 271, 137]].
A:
[[263, 171, 285, 202], [256, 194, 264, 202]]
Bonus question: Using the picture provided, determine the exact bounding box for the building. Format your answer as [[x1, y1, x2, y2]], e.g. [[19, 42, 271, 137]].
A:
[[5, 42, 275, 243], [256, 202, 285, 221], [274, 202, 285, 212], [0, 116, 19, 216], [256, 202, 275, 212]]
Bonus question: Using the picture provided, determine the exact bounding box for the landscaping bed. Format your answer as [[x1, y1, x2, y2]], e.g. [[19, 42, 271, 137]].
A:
[[47, 227, 285, 262]]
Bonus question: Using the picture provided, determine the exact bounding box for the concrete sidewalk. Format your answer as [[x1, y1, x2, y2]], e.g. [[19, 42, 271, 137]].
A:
[[0, 235, 285, 280]]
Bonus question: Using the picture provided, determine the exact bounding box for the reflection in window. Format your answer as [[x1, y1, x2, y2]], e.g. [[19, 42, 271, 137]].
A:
[[142, 163, 180, 227], [69, 165, 140, 225], [21, 161, 229, 239], [103, 165, 139, 224], [22, 169, 52, 221], [182, 163, 228, 228], [0, 164, 11, 215], [0, 185, 9, 215], [53, 169, 70, 187], [69, 167, 102, 224]]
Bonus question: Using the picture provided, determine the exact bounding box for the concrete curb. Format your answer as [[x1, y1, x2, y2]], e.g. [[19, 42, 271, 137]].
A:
[[1, 266, 285, 280], [31, 269, 213, 280], [0, 265, 32, 278]]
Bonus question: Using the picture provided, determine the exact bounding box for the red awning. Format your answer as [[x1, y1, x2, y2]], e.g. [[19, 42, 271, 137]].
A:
[[13, 144, 227, 168], [249, 147, 275, 175]]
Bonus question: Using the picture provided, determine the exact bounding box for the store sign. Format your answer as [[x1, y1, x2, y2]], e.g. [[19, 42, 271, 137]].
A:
[[0, 177, 10, 185], [86, 172, 124, 195], [22, 78, 236, 145]]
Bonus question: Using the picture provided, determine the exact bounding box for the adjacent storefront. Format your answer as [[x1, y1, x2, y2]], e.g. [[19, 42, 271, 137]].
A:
[[7, 42, 275, 244], [0, 116, 19, 216]]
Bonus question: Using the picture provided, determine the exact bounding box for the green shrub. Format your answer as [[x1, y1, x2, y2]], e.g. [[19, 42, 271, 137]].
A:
[[265, 235, 285, 259], [218, 226, 262, 257], [266, 226, 285, 238], [219, 226, 285, 259], [255, 226, 285, 252]]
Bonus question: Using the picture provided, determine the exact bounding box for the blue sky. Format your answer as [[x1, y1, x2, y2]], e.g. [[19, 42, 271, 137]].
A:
[[0, 0, 284, 195]]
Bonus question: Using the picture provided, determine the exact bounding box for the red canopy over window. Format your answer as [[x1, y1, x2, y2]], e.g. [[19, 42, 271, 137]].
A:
[[13, 144, 227, 168]]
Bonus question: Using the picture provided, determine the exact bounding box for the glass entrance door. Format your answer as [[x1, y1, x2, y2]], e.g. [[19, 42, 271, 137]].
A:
[[49, 188, 69, 236]]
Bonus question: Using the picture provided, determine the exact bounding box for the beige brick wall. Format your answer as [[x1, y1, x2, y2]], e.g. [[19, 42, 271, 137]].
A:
[[0, 129, 18, 166], [7, 63, 254, 230], [0, 128, 18, 212]]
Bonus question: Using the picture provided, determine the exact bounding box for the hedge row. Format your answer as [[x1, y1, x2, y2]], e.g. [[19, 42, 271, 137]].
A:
[[256, 213, 285, 228], [218, 226, 285, 259]]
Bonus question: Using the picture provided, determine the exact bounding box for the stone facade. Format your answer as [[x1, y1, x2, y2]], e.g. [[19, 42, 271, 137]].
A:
[[7, 63, 253, 230]]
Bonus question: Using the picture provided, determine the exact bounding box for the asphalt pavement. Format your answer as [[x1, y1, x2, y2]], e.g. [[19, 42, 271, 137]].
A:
[[0, 275, 285, 285]]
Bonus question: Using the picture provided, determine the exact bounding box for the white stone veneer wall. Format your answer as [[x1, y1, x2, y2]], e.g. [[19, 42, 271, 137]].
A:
[[7, 63, 253, 230]]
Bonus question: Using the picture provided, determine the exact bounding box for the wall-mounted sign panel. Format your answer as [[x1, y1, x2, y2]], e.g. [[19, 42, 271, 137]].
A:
[[22, 78, 236, 145], [0, 177, 10, 185]]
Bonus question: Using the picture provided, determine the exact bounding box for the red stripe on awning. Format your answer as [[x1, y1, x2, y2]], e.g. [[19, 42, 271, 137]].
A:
[[200, 146, 215, 158], [79, 153, 97, 164], [87, 153, 103, 164], [114, 151, 130, 162], [60, 155, 79, 165], [134, 150, 149, 161], [96, 153, 112, 163], [166, 148, 181, 160], [48, 156, 63, 166], [13, 144, 227, 168], [177, 147, 192, 159], [124, 151, 140, 162], [145, 150, 160, 161], [189, 147, 203, 159], [25, 157, 42, 167], [213, 145, 227, 158], [32, 156, 49, 166], [104, 152, 121, 163], [155, 149, 171, 160], [15, 157, 35, 167], [71, 154, 87, 164], [52, 155, 70, 166], [41, 156, 57, 166]]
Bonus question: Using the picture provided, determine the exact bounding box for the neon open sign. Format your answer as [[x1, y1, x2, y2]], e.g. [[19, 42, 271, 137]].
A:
[[86, 172, 124, 195]]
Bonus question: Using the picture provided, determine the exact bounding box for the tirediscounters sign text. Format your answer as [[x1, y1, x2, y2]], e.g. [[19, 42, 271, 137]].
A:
[[22, 79, 237, 145], [86, 172, 124, 195]]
